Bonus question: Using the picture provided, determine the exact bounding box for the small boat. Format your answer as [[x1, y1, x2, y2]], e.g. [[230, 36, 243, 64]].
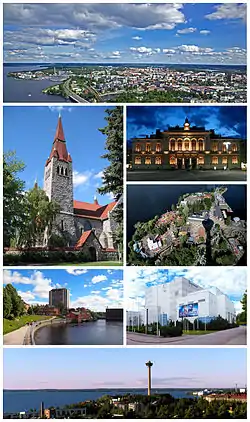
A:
[[28, 93, 32, 97]]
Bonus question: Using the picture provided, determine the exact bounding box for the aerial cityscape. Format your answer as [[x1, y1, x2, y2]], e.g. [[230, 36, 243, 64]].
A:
[[127, 185, 247, 266], [3, 348, 247, 418], [3, 106, 123, 266], [127, 106, 247, 181], [3, 3, 246, 103], [126, 268, 247, 345], [3, 269, 123, 346]]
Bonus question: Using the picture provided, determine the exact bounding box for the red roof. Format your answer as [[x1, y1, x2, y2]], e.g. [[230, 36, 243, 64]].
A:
[[75, 230, 92, 249], [46, 116, 72, 165], [73, 200, 116, 220]]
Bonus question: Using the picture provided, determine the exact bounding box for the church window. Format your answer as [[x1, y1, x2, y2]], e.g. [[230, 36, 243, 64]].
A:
[[198, 156, 204, 165], [61, 220, 64, 231], [146, 143, 151, 152], [57, 166, 59, 174], [145, 157, 151, 165], [192, 140, 196, 151], [232, 144, 238, 152], [178, 142, 182, 151], [155, 156, 162, 165], [170, 156, 176, 165], [135, 156, 141, 165], [232, 156, 238, 164], [65, 168, 68, 176], [61, 167, 64, 175], [212, 156, 218, 165], [156, 143, 161, 152], [135, 144, 141, 152], [222, 157, 228, 164], [80, 227, 84, 235]]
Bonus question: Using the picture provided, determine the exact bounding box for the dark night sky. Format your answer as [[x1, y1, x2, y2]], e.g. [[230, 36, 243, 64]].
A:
[[127, 106, 246, 144]]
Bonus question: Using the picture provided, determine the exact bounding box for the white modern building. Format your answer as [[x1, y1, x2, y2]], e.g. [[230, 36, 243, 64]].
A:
[[145, 277, 236, 324], [127, 310, 145, 326]]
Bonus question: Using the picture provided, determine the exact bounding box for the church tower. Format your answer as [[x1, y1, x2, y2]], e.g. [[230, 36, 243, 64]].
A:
[[44, 115, 76, 245]]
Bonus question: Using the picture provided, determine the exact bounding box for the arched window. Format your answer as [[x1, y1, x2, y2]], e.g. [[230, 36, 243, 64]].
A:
[[146, 143, 151, 152], [212, 156, 218, 165], [84, 220, 92, 231], [232, 144, 237, 152], [198, 156, 204, 165], [155, 156, 162, 165], [135, 156, 141, 165], [170, 140, 175, 151], [212, 142, 218, 152], [185, 142, 189, 151], [65, 168, 68, 176], [61, 220, 64, 231], [232, 156, 238, 164], [170, 156, 176, 165], [222, 144, 227, 152], [192, 140, 196, 151], [178, 141, 182, 151], [222, 157, 228, 164], [156, 143, 161, 152], [199, 140, 204, 151], [61, 167, 64, 175], [135, 144, 141, 152], [57, 166, 59, 174], [145, 157, 151, 165]]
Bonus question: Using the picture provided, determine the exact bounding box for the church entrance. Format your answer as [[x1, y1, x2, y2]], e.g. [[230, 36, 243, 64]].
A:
[[89, 247, 97, 262]]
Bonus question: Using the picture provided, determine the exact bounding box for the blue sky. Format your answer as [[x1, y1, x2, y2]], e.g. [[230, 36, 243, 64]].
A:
[[4, 348, 247, 389], [126, 268, 247, 314], [3, 4, 246, 65], [3, 269, 123, 312], [127, 106, 247, 143], [4, 106, 115, 204]]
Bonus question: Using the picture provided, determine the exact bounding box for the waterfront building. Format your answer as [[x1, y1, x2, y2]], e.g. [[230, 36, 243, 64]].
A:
[[131, 118, 244, 170], [66, 307, 92, 322], [49, 287, 69, 309], [43, 115, 119, 259], [106, 308, 123, 321], [36, 305, 61, 316], [145, 277, 235, 324]]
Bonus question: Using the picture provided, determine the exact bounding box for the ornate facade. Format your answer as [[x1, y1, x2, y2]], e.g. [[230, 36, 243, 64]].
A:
[[132, 118, 243, 170], [43, 116, 118, 257]]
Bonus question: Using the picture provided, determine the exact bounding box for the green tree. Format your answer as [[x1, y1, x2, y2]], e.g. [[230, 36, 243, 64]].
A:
[[237, 291, 247, 324], [18, 186, 60, 247], [98, 107, 123, 252], [3, 151, 26, 247], [3, 286, 12, 318], [4, 284, 25, 318]]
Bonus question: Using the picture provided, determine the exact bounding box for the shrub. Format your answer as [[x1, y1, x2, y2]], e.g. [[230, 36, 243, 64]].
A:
[[160, 325, 183, 337]]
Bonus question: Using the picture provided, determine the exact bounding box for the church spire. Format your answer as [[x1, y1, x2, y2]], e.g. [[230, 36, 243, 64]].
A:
[[46, 115, 72, 165], [54, 114, 65, 142]]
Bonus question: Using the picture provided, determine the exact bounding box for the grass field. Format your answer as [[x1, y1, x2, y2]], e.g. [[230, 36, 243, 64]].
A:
[[3, 315, 52, 335], [15, 261, 123, 267], [183, 330, 218, 335]]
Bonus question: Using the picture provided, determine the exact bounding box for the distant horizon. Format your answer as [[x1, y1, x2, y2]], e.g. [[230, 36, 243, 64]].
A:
[[4, 62, 246, 67], [4, 386, 244, 391]]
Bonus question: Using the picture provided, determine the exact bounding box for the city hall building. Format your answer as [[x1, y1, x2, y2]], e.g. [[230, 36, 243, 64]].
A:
[[131, 118, 243, 170], [145, 277, 236, 324]]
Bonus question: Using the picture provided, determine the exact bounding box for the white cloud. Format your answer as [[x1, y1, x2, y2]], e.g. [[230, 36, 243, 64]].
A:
[[132, 36, 142, 40], [94, 171, 104, 179], [4, 270, 55, 301], [18, 290, 36, 302], [206, 4, 246, 21], [73, 170, 92, 187], [130, 46, 161, 55], [71, 291, 123, 312], [84, 284, 88, 288], [200, 30, 210, 35], [177, 27, 197, 34], [66, 269, 88, 276], [91, 275, 108, 284], [48, 106, 72, 113]]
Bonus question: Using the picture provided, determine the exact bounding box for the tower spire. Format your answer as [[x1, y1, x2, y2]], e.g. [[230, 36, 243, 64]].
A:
[[54, 114, 65, 142]]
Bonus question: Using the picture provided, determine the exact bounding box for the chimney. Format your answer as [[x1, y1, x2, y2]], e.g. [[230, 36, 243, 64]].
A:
[[94, 195, 99, 205]]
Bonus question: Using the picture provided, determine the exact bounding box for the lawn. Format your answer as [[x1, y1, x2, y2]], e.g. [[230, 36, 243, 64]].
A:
[[13, 261, 123, 266], [183, 330, 218, 335], [3, 315, 52, 335]]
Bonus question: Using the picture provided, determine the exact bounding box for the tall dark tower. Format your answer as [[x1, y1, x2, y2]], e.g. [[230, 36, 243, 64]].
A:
[[40, 401, 45, 418], [145, 360, 153, 396]]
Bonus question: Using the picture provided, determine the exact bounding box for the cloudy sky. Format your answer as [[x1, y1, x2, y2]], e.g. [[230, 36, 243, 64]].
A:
[[4, 3, 246, 64], [4, 106, 115, 204], [4, 348, 246, 390], [3, 269, 123, 312], [125, 268, 247, 314], [127, 106, 247, 142]]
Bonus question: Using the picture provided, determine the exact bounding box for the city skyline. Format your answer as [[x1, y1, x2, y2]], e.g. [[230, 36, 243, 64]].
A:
[[125, 268, 247, 313], [127, 106, 247, 141], [4, 106, 114, 204], [3, 269, 123, 312], [4, 3, 246, 65], [4, 348, 247, 390]]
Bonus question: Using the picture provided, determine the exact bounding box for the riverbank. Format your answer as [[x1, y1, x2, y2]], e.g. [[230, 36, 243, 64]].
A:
[[3, 316, 55, 345], [3, 315, 52, 335]]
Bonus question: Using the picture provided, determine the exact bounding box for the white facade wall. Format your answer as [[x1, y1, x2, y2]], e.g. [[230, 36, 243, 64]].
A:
[[177, 290, 218, 322]]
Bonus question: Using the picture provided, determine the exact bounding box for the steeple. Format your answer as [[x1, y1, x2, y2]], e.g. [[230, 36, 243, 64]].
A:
[[46, 115, 72, 165], [184, 117, 190, 131]]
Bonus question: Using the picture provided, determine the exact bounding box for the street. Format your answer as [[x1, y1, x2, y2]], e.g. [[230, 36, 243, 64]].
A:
[[127, 169, 247, 181], [127, 326, 246, 345]]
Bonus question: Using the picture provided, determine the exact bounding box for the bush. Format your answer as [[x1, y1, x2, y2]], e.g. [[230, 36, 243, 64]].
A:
[[160, 325, 183, 337], [4, 249, 93, 265]]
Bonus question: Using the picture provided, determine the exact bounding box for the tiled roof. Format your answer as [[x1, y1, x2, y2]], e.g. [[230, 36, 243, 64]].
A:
[[75, 230, 92, 249], [73, 200, 116, 220], [46, 116, 72, 165]]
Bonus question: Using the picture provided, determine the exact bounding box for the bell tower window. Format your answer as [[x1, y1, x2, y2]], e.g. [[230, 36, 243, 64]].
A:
[[61, 167, 64, 175], [61, 220, 64, 231], [57, 166, 59, 174], [65, 168, 68, 176]]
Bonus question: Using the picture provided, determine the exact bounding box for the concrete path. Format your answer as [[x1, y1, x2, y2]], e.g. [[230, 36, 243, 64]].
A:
[[127, 326, 246, 346], [4, 325, 31, 345], [127, 170, 247, 182]]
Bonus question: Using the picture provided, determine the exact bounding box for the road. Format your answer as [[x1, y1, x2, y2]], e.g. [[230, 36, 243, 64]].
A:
[[3, 326, 30, 345], [127, 169, 247, 182], [127, 326, 246, 345], [63, 79, 89, 103]]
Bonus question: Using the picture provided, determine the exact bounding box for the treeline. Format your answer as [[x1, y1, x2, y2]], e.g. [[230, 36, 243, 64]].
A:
[[3, 284, 25, 319]]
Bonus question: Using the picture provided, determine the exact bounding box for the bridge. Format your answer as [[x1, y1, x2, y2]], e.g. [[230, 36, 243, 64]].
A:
[[63, 79, 90, 103]]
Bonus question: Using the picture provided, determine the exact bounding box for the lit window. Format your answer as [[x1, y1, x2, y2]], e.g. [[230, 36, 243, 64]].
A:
[[199, 141, 204, 151], [170, 156, 176, 165], [145, 157, 151, 165], [156, 143, 161, 152], [232, 156, 238, 164], [192, 140, 196, 151], [135, 144, 141, 152], [146, 143, 151, 152], [212, 143, 218, 152], [155, 156, 162, 165], [198, 156, 204, 165], [212, 156, 218, 165], [232, 144, 238, 152], [170, 141, 175, 151], [135, 156, 141, 165], [178, 142, 182, 151], [222, 157, 228, 164], [222, 145, 227, 152], [185, 142, 189, 151]]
